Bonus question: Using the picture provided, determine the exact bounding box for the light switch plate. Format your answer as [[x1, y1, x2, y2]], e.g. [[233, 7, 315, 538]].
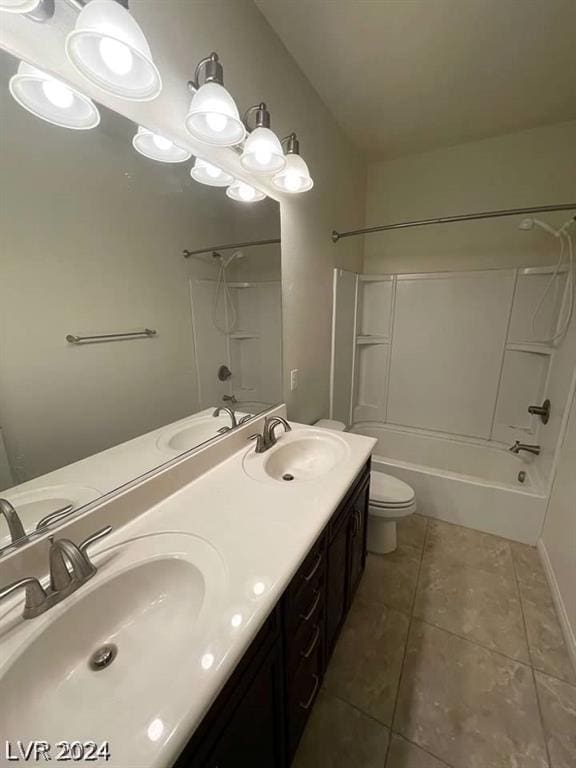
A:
[[290, 369, 299, 391]]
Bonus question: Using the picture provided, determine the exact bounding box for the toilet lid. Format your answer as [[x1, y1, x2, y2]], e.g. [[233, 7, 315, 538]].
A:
[[370, 472, 415, 507]]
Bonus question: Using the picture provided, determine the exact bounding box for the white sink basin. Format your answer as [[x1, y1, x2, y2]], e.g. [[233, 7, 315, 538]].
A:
[[0, 532, 226, 767], [156, 413, 244, 454], [0, 484, 101, 548], [243, 429, 350, 483]]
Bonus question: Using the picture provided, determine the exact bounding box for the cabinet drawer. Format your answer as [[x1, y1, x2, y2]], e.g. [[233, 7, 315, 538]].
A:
[[286, 624, 323, 759], [284, 546, 325, 634], [286, 609, 323, 675]]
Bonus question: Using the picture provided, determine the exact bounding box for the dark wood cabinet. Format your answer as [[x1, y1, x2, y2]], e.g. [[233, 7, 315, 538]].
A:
[[204, 643, 285, 768], [348, 479, 369, 601], [173, 461, 370, 768], [325, 512, 349, 657], [175, 613, 285, 768]]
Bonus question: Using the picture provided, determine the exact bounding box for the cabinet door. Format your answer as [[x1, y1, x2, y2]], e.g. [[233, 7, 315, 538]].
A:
[[326, 516, 350, 658], [348, 480, 369, 601], [203, 643, 285, 768]]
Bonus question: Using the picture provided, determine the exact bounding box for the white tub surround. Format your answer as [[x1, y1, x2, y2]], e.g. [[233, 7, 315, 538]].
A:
[[352, 423, 547, 544], [331, 266, 576, 496], [0, 418, 376, 768]]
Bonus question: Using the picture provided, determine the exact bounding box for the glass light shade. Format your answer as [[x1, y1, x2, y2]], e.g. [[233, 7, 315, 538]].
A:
[[132, 127, 191, 163], [65, 0, 161, 101], [226, 181, 266, 203], [185, 82, 245, 146], [272, 153, 314, 193], [9, 62, 100, 130], [190, 158, 234, 187], [0, 0, 40, 12], [240, 126, 285, 174]]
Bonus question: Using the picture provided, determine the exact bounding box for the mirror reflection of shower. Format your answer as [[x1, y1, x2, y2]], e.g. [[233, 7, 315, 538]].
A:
[[519, 216, 575, 343], [212, 250, 244, 335]]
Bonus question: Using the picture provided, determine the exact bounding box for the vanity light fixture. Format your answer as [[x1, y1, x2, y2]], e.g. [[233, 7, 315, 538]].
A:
[[132, 126, 191, 163], [272, 133, 314, 193], [65, 0, 162, 101], [240, 103, 285, 174], [185, 53, 245, 147], [226, 180, 266, 203], [0, 0, 39, 10], [190, 157, 234, 187], [9, 61, 100, 130], [0, 0, 53, 20]]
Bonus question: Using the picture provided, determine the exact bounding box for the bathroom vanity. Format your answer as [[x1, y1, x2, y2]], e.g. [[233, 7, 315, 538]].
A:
[[175, 460, 370, 768], [0, 416, 376, 768]]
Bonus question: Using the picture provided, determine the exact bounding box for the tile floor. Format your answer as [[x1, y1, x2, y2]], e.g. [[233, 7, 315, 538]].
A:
[[293, 516, 576, 768]]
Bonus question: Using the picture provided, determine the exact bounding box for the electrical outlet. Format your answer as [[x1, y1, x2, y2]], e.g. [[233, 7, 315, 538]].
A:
[[290, 368, 299, 391]]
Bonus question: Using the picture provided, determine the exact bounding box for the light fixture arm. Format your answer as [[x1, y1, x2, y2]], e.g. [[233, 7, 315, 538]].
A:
[[243, 102, 271, 130], [281, 132, 300, 155], [29, 0, 128, 22], [188, 52, 224, 93]]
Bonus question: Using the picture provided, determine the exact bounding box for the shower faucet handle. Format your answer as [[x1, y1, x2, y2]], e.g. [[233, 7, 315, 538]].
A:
[[527, 399, 550, 425]]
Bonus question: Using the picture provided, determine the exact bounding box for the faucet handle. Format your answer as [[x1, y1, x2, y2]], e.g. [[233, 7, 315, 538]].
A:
[[0, 577, 47, 619], [79, 526, 113, 558], [36, 503, 74, 531]]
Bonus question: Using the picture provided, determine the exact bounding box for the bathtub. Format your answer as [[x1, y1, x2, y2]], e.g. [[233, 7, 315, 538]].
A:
[[350, 422, 548, 545]]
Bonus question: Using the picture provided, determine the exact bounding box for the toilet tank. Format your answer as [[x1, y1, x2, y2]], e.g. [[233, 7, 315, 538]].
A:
[[315, 419, 347, 432]]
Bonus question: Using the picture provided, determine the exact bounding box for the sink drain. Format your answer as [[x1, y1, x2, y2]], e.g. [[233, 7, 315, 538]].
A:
[[89, 644, 118, 671], [282, 473, 295, 482]]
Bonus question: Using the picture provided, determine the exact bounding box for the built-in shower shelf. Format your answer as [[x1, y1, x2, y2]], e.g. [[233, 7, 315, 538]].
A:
[[230, 332, 260, 340], [227, 281, 280, 288], [195, 279, 280, 288], [505, 342, 555, 355], [356, 335, 389, 345]]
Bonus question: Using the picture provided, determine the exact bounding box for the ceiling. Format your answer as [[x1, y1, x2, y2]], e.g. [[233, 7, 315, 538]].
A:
[[255, 0, 576, 160]]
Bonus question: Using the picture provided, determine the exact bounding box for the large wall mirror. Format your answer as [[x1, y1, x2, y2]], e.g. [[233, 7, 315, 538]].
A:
[[0, 48, 282, 555]]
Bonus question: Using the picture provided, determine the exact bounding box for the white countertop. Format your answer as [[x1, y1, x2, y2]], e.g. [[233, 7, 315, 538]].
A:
[[0, 423, 376, 768]]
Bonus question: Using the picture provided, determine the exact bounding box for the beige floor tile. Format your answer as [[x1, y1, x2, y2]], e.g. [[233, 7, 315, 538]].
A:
[[394, 621, 548, 768], [511, 541, 548, 587], [398, 514, 428, 551], [357, 547, 421, 614], [414, 554, 530, 662], [324, 598, 410, 725], [425, 519, 514, 575], [519, 580, 576, 684], [535, 671, 576, 768], [292, 690, 390, 768], [386, 734, 450, 768]]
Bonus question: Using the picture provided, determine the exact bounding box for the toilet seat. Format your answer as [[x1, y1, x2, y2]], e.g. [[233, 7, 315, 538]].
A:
[[370, 471, 415, 505]]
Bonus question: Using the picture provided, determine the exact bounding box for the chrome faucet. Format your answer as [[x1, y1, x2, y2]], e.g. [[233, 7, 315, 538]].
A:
[[509, 441, 541, 456], [249, 416, 292, 453], [213, 406, 238, 431], [0, 525, 112, 620], [0, 498, 28, 545]]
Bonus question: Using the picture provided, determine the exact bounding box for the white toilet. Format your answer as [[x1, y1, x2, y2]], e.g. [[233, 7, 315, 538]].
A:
[[315, 419, 417, 554]]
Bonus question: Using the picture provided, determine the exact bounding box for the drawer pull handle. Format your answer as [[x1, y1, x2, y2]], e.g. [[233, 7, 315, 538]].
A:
[[299, 674, 319, 710], [300, 589, 321, 622], [303, 551, 323, 582], [301, 624, 320, 659]]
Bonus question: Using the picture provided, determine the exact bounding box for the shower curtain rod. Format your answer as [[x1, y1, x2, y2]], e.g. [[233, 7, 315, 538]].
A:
[[331, 203, 576, 242], [183, 237, 280, 258]]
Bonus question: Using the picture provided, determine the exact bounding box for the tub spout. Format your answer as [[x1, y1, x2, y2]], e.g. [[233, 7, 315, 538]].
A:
[[509, 441, 541, 456]]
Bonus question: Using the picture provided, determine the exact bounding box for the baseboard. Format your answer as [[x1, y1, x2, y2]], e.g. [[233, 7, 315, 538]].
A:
[[537, 539, 576, 676]]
